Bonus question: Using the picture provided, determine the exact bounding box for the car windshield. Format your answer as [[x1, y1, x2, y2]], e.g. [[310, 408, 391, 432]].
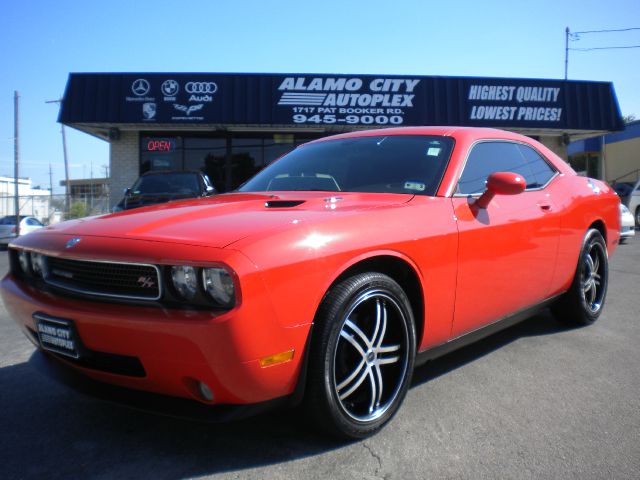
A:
[[239, 135, 454, 196], [131, 173, 200, 195]]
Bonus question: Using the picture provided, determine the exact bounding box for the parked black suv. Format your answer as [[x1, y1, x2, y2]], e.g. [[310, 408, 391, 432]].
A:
[[114, 171, 216, 211]]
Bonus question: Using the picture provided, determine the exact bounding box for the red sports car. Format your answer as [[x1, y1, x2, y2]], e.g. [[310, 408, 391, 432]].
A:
[[1, 127, 620, 438]]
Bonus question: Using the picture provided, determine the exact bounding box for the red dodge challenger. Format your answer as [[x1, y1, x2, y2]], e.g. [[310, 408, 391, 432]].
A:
[[1, 127, 620, 438]]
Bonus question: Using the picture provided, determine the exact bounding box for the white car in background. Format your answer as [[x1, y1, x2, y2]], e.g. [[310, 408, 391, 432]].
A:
[[0, 216, 45, 248], [620, 204, 635, 244], [613, 178, 640, 228]]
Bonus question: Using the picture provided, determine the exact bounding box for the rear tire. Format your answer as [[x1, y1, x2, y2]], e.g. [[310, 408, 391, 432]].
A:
[[552, 229, 608, 325], [304, 272, 416, 439]]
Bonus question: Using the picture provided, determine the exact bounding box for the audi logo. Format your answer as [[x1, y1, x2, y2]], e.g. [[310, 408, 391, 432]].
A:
[[185, 82, 218, 94]]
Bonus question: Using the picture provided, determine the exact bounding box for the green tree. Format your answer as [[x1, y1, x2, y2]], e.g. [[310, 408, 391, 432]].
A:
[[66, 202, 88, 219]]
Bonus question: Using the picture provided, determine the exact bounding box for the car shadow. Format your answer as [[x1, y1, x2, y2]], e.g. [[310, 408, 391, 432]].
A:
[[0, 309, 575, 479], [411, 309, 576, 386]]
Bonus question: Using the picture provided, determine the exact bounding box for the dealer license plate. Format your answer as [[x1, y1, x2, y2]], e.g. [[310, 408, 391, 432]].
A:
[[34, 313, 80, 359]]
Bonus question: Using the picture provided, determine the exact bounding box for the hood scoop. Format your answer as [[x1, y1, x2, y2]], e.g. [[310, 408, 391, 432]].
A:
[[264, 200, 306, 208]]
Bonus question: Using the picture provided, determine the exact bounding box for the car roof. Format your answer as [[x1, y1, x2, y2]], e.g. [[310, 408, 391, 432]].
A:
[[307, 126, 534, 145], [141, 170, 203, 177]]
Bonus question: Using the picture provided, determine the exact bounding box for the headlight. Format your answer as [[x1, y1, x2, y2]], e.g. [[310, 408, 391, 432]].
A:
[[18, 251, 30, 273], [30, 253, 46, 277], [202, 267, 235, 308], [170, 266, 198, 300], [620, 203, 631, 215]]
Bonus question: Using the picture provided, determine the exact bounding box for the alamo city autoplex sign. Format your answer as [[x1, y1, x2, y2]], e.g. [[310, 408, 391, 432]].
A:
[[59, 73, 623, 131]]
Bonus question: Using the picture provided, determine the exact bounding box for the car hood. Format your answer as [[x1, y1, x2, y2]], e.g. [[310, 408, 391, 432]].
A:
[[39, 192, 414, 248]]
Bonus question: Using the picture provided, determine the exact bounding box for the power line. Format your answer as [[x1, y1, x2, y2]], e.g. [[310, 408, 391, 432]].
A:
[[570, 45, 640, 51], [564, 26, 640, 79], [572, 27, 640, 35]]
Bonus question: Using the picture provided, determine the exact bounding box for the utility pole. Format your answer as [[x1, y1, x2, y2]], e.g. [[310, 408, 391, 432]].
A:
[[46, 99, 71, 214], [49, 163, 54, 200], [61, 125, 71, 213], [14, 91, 20, 236], [90, 159, 93, 212], [103, 164, 110, 207], [564, 27, 570, 80]]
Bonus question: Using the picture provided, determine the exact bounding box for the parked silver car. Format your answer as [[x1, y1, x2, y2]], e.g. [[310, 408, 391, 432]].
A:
[[0, 216, 45, 248]]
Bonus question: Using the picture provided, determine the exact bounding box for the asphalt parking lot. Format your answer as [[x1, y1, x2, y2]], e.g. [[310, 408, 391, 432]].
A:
[[0, 237, 638, 480]]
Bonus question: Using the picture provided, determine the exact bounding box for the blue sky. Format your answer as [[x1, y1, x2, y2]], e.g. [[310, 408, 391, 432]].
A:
[[1, 0, 639, 193]]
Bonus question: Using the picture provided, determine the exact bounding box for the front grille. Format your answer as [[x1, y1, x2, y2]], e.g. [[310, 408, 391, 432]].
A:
[[45, 257, 161, 301]]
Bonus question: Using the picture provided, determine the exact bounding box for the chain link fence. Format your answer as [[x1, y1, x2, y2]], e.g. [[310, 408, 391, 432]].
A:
[[0, 193, 112, 224]]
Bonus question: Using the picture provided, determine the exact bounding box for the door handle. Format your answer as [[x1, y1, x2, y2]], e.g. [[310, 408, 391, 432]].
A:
[[538, 203, 552, 212]]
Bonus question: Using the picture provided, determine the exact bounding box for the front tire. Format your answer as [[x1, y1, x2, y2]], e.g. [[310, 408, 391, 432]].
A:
[[552, 228, 609, 325], [305, 273, 416, 439]]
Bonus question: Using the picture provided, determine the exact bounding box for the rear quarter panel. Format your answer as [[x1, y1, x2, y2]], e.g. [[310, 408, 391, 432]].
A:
[[548, 176, 620, 295]]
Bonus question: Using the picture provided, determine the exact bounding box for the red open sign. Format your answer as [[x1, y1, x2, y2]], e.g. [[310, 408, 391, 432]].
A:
[[147, 140, 174, 152]]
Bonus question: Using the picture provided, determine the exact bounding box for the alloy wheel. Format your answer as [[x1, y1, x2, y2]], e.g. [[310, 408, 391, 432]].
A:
[[332, 290, 410, 423], [581, 240, 607, 314]]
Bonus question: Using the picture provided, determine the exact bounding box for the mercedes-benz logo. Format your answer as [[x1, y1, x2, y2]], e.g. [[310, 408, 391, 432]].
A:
[[132, 79, 150, 96], [161, 79, 179, 96], [65, 237, 82, 249]]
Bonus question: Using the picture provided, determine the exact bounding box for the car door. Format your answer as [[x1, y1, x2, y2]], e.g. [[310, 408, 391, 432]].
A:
[[451, 140, 561, 337]]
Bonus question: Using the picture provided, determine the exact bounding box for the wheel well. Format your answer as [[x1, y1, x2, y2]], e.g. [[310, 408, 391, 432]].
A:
[[589, 220, 607, 243], [329, 256, 425, 344]]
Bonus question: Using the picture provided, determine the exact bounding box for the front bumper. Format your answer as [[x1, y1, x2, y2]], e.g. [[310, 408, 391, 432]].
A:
[[28, 349, 290, 422], [620, 224, 636, 239], [1, 272, 311, 406]]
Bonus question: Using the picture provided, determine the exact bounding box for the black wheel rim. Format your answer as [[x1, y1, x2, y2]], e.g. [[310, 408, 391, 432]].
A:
[[581, 240, 607, 314], [332, 290, 410, 423]]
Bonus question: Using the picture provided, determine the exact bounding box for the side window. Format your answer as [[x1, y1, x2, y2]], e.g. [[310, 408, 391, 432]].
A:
[[516, 144, 556, 188], [26, 218, 42, 226], [457, 142, 535, 195]]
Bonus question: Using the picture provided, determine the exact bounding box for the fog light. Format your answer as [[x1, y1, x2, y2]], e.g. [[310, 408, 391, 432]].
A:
[[198, 381, 214, 401], [259, 349, 295, 367]]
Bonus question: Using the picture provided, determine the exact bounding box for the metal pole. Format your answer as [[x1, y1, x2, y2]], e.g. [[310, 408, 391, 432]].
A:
[[49, 163, 53, 198], [564, 27, 570, 80], [14, 91, 20, 236], [61, 125, 71, 213]]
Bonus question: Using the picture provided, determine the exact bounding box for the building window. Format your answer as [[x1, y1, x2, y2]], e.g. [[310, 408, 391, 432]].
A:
[[569, 153, 600, 178]]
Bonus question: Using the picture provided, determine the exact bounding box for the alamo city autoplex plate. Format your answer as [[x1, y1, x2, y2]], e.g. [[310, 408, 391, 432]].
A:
[[33, 313, 80, 359]]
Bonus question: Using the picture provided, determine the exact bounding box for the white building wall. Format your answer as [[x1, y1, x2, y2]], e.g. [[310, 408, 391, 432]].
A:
[[0, 177, 51, 220], [539, 135, 568, 161], [110, 131, 139, 208]]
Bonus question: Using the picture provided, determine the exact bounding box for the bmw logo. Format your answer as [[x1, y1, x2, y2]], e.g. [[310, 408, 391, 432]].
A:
[[65, 237, 82, 249], [161, 79, 179, 96]]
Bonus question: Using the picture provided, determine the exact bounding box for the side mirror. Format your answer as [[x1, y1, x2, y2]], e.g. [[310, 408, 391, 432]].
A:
[[123, 188, 132, 196], [205, 186, 216, 195], [475, 172, 526, 209]]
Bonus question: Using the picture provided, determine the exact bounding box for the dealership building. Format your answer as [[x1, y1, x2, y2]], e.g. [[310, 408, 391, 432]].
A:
[[58, 73, 624, 207]]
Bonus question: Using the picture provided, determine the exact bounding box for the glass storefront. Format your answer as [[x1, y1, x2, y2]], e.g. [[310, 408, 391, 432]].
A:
[[140, 133, 322, 192], [568, 153, 601, 179]]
